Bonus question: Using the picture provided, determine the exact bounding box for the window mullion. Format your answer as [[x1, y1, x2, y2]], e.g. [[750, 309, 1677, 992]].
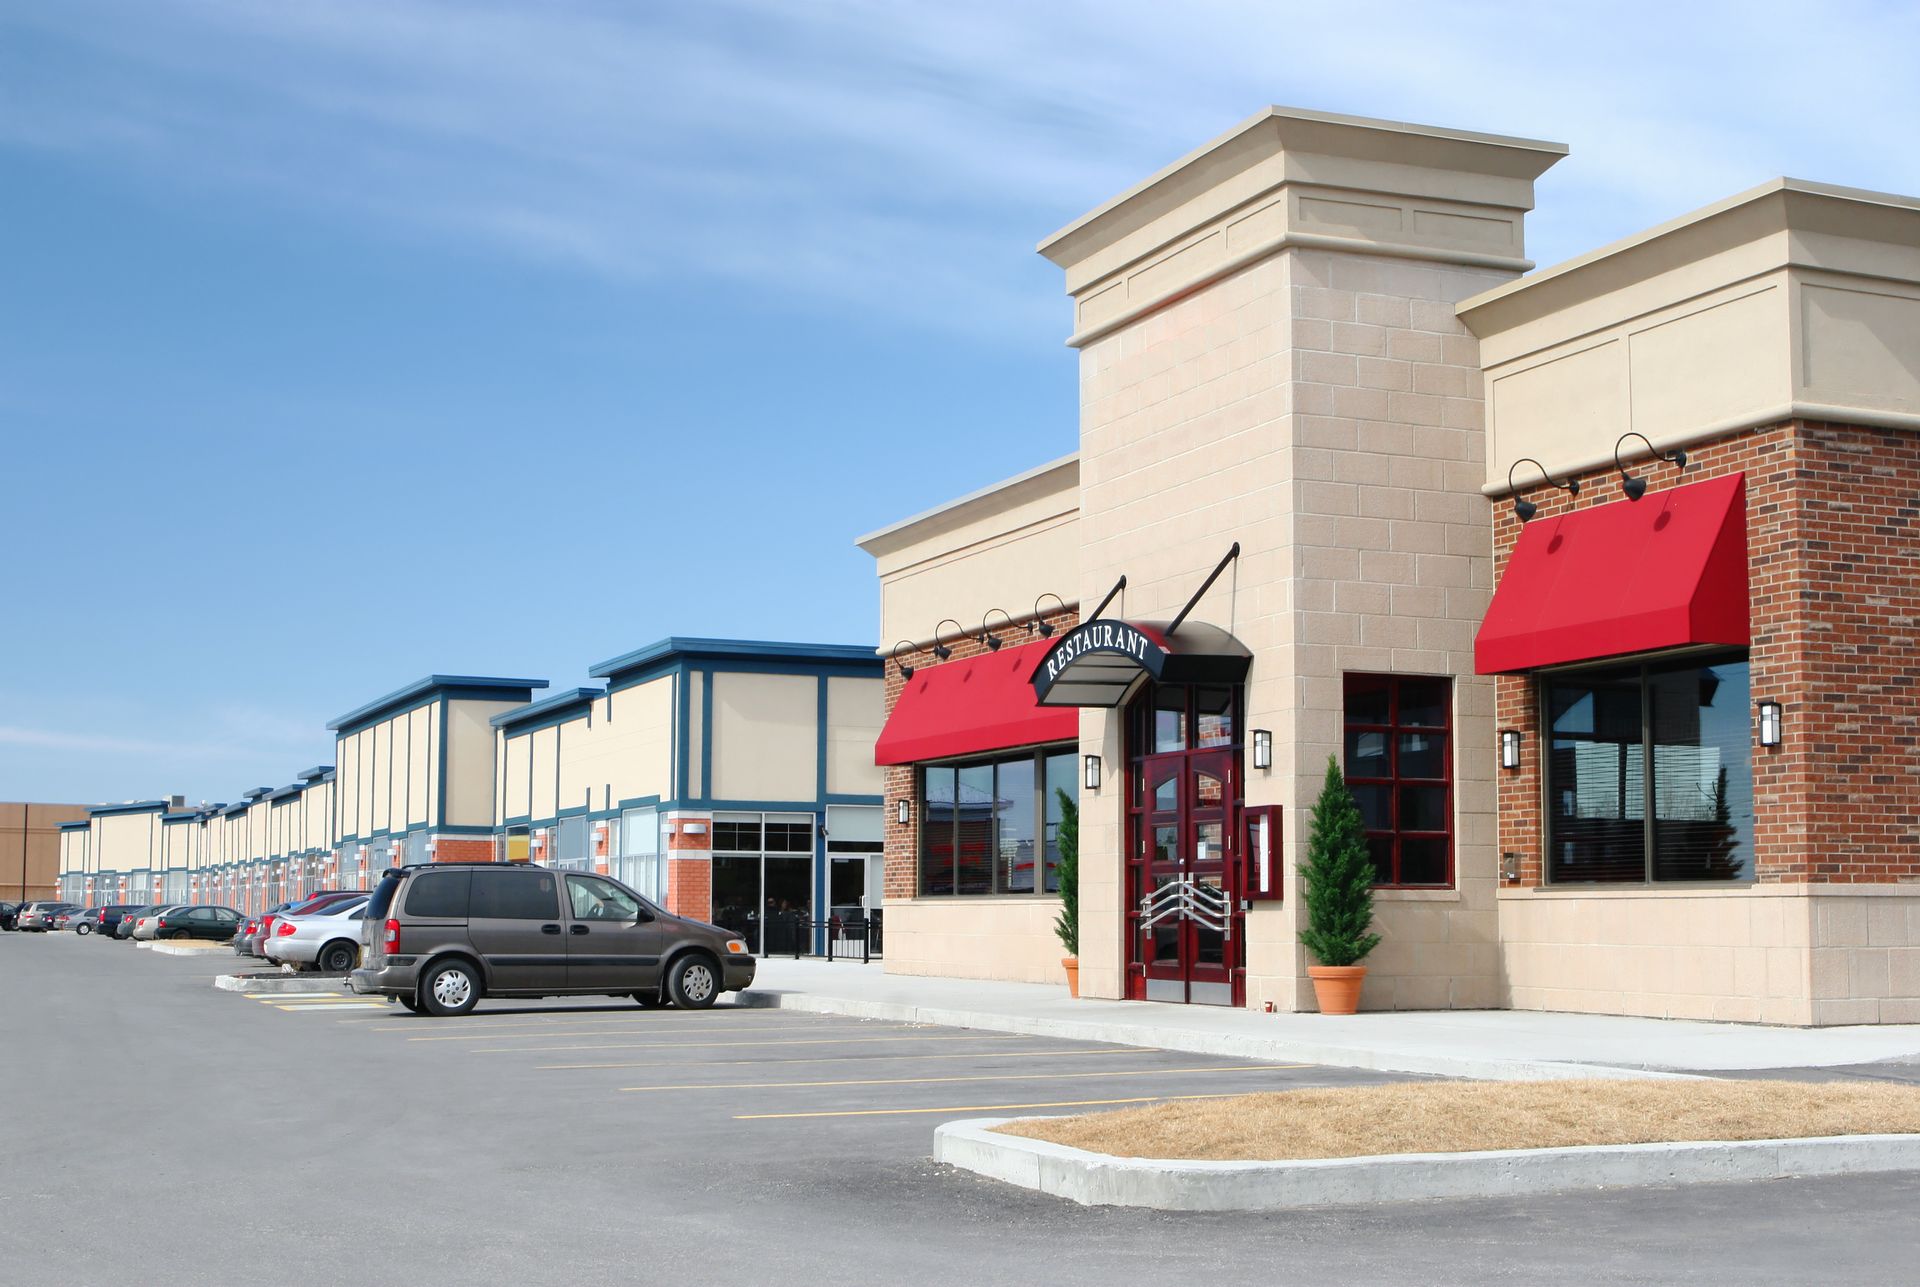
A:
[[1640, 665, 1655, 883]]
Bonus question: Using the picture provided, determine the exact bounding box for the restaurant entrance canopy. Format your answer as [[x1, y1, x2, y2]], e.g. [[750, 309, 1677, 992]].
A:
[[1030, 619, 1253, 707], [1474, 472, 1749, 675]]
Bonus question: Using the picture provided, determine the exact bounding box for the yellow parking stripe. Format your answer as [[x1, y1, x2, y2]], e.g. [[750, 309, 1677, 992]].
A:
[[472, 1033, 1032, 1055], [269, 1002, 386, 1011], [737, 1093, 1240, 1120], [407, 1021, 889, 1044], [624, 1064, 1301, 1093], [537, 1047, 1163, 1071]]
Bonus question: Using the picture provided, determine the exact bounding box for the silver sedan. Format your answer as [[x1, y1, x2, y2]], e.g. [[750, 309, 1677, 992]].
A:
[[262, 897, 370, 973]]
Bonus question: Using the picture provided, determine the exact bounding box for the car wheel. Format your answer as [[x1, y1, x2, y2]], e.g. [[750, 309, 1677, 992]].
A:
[[420, 960, 482, 1017], [318, 941, 358, 974], [633, 991, 670, 1009], [165, 929, 189, 940], [75, 923, 91, 937], [665, 955, 720, 1010]]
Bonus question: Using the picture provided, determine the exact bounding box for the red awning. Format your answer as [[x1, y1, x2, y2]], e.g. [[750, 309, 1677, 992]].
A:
[[874, 639, 1079, 766], [1475, 472, 1750, 675]]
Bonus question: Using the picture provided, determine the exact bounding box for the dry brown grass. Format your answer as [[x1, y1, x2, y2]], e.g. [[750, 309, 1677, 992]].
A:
[[994, 1079, 1920, 1162]]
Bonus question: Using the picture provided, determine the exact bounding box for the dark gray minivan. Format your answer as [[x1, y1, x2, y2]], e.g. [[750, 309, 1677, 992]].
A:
[[347, 863, 755, 1016]]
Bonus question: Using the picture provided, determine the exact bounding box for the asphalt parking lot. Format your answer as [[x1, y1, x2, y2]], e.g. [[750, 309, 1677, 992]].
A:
[[6, 933, 1918, 1287]]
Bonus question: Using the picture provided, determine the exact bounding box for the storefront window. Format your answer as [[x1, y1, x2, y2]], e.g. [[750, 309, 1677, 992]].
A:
[[612, 806, 663, 901], [1343, 673, 1453, 887], [1544, 655, 1752, 883], [712, 811, 816, 952], [552, 815, 591, 871], [917, 747, 1076, 897]]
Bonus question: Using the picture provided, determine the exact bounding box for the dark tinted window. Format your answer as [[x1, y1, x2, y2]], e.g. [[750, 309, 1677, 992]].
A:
[[404, 871, 471, 919], [469, 869, 559, 920], [365, 872, 405, 920]]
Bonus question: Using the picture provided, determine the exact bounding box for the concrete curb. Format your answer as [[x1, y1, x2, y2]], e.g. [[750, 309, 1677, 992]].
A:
[[148, 942, 235, 956], [934, 1118, 1920, 1210], [734, 989, 1691, 1082], [213, 974, 354, 995]]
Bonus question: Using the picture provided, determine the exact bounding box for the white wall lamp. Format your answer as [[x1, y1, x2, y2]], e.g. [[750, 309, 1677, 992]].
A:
[[895, 799, 911, 826], [1501, 729, 1522, 771], [1084, 755, 1102, 792], [1758, 701, 1783, 748], [1251, 729, 1272, 771]]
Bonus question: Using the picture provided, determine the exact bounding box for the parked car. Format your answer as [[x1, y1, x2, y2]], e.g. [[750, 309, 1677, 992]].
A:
[[138, 905, 244, 942], [264, 896, 370, 973], [349, 862, 754, 1016], [0, 902, 19, 931], [91, 905, 146, 938], [115, 904, 163, 940], [233, 901, 297, 956], [16, 902, 80, 932], [127, 905, 190, 940], [246, 891, 364, 958]]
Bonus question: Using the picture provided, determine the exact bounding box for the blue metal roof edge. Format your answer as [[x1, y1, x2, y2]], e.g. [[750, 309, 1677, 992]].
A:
[[87, 800, 168, 817], [492, 687, 606, 729], [327, 674, 550, 732], [588, 638, 882, 679], [267, 783, 306, 802], [58, 820, 92, 831], [297, 764, 335, 781]]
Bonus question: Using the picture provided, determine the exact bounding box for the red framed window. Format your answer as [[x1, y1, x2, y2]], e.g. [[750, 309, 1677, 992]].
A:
[[1342, 674, 1452, 888]]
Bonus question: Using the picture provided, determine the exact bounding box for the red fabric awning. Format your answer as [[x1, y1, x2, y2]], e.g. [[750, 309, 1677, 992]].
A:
[[1475, 472, 1750, 675], [874, 639, 1079, 766]]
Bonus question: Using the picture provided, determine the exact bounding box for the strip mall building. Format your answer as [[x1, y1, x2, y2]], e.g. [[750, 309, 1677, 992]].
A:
[[863, 108, 1920, 1026]]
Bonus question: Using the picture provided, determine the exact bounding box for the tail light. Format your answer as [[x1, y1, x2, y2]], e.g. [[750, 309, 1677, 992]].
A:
[[157, 919, 169, 929], [276, 922, 296, 937], [383, 918, 401, 956]]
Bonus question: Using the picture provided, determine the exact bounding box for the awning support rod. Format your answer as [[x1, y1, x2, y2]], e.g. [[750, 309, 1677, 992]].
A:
[[1085, 574, 1127, 624], [1167, 543, 1240, 637]]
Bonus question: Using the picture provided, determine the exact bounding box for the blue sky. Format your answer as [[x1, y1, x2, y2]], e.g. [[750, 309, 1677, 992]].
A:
[[3, 0, 1916, 805]]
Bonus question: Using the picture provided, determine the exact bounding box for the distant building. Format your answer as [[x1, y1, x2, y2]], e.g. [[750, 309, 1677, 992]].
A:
[[4, 803, 89, 902]]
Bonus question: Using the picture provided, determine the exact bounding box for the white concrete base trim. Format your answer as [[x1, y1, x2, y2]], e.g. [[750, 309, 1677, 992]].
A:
[[933, 1118, 1920, 1211], [213, 974, 352, 995], [148, 941, 234, 955], [735, 989, 1693, 1082]]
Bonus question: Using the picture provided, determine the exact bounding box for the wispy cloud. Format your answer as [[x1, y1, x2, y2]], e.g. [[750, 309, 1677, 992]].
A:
[[3, 0, 1917, 335]]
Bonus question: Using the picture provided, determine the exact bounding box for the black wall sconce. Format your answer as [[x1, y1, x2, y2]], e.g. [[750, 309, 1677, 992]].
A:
[[1031, 593, 1065, 636], [1758, 700, 1783, 747], [889, 641, 918, 679], [979, 608, 1013, 651], [1615, 431, 1687, 501], [896, 799, 911, 826], [1501, 729, 1522, 771], [1507, 457, 1579, 522], [1083, 755, 1101, 792], [1251, 729, 1272, 770]]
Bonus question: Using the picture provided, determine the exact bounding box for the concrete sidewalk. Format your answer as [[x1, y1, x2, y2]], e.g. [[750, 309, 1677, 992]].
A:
[[738, 959, 1920, 1081]]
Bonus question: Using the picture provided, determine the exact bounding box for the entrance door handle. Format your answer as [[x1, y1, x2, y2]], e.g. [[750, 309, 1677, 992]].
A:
[[540, 923, 561, 935], [570, 924, 590, 935]]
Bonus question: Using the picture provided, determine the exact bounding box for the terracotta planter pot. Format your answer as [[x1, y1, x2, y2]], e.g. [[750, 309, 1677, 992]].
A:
[[1307, 964, 1367, 1015], [1061, 956, 1080, 998]]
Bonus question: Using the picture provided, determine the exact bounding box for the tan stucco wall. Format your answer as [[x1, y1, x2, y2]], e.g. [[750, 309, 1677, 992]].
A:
[[601, 681, 675, 806], [445, 699, 520, 829], [859, 455, 1081, 650], [529, 723, 560, 821], [883, 897, 1065, 984], [825, 675, 884, 797], [93, 811, 161, 872], [1497, 888, 1920, 1027], [1462, 180, 1920, 491], [710, 671, 816, 802], [497, 680, 677, 825]]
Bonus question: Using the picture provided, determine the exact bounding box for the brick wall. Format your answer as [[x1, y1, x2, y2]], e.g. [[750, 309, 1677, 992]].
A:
[[1496, 419, 1920, 887], [431, 837, 496, 864], [880, 608, 1080, 904]]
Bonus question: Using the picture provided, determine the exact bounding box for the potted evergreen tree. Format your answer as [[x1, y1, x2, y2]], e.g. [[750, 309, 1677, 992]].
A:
[[1053, 788, 1080, 997], [1297, 755, 1380, 1014]]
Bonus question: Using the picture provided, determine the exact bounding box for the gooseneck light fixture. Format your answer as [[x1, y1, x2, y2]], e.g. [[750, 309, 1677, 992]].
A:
[[979, 608, 1013, 651], [1030, 593, 1066, 637], [1614, 431, 1688, 501], [889, 640, 918, 680], [1507, 457, 1579, 522], [931, 619, 964, 661]]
